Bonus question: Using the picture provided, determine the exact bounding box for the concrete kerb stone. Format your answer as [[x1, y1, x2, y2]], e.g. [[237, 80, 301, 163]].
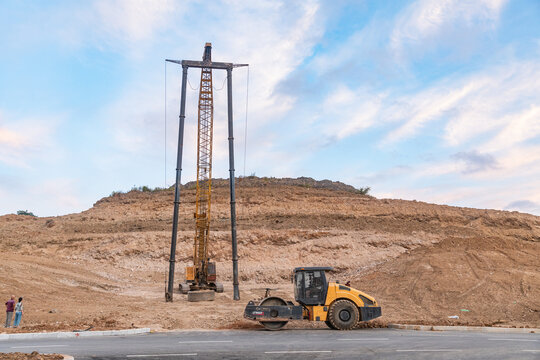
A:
[[0, 328, 151, 341], [388, 324, 539, 334]]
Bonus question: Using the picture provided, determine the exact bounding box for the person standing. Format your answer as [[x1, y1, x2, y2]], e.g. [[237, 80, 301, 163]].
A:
[[13, 297, 23, 328], [4, 295, 15, 328]]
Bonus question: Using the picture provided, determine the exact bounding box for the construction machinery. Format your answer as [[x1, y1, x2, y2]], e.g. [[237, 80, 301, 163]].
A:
[[244, 267, 381, 330], [177, 43, 222, 298], [165, 43, 247, 302]]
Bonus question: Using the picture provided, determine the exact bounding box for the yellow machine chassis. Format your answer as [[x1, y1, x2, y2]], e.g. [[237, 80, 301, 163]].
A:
[[303, 283, 379, 321]]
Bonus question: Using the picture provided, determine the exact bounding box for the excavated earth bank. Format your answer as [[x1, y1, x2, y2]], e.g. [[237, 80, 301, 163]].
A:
[[0, 177, 538, 333]]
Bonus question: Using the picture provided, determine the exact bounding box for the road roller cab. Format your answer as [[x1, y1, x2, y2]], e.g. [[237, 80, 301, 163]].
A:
[[244, 267, 382, 330], [293, 267, 331, 306]]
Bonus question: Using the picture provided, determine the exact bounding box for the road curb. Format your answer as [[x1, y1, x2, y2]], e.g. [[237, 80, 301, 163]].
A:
[[388, 324, 539, 334], [0, 328, 151, 341]]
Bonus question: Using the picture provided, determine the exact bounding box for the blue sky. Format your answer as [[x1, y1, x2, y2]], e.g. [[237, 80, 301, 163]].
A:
[[1, 0, 539, 216]]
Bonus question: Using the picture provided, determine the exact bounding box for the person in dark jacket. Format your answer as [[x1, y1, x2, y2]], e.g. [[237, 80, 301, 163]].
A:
[[5, 295, 15, 328]]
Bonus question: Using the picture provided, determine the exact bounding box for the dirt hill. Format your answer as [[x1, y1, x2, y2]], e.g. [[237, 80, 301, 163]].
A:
[[1, 177, 539, 332]]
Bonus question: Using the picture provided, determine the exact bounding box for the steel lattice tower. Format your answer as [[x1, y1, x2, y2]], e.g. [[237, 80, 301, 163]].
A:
[[194, 45, 214, 282]]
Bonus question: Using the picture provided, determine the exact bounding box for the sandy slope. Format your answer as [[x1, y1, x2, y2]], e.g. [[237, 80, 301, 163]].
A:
[[1, 177, 539, 332]]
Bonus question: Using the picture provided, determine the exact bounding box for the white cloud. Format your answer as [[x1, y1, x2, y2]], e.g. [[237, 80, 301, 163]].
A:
[[6, 1, 185, 55], [374, 135, 540, 215], [0, 111, 81, 216], [93, 0, 177, 43], [416, 143, 540, 180], [35, 178, 85, 211], [443, 62, 540, 146], [391, 0, 507, 60], [0, 111, 61, 168], [0, 127, 25, 148], [5, 0, 326, 182], [303, 59, 540, 149], [504, 200, 540, 214], [316, 85, 384, 143], [310, 26, 370, 75], [376, 174, 540, 216], [380, 60, 540, 146], [482, 105, 540, 152], [383, 80, 483, 144], [97, 0, 325, 182], [208, 1, 323, 124], [0, 177, 84, 217], [484, 145, 540, 179]]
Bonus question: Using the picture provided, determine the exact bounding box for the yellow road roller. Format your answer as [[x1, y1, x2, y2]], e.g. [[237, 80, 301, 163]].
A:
[[244, 267, 381, 330]]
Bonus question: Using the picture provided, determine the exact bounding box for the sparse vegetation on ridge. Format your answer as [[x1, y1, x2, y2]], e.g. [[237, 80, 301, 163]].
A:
[[16, 210, 36, 217]]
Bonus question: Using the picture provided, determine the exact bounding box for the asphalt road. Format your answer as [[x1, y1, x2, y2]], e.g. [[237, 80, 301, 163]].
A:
[[1, 329, 539, 359]]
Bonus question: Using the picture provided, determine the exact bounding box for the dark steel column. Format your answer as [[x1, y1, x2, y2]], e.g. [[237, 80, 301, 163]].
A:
[[166, 65, 188, 302], [227, 67, 240, 300]]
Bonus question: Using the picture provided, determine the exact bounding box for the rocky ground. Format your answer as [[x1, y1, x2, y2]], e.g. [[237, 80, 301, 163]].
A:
[[0, 353, 62, 360], [1, 177, 539, 333]]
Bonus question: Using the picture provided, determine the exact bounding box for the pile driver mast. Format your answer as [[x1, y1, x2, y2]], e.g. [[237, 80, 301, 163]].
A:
[[189, 43, 217, 291], [165, 43, 247, 302]]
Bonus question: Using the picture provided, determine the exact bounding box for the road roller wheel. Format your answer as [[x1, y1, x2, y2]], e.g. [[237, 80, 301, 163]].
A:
[[259, 296, 288, 331], [328, 299, 359, 330]]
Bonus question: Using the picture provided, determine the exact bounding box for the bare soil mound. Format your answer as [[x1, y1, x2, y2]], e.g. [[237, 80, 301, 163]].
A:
[[353, 236, 540, 327], [0, 353, 62, 360], [0, 177, 538, 332]]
